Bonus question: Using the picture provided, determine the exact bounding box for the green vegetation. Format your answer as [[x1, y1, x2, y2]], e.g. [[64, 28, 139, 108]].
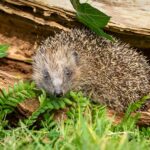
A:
[[0, 44, 9, 58], [0, 81, 149, 150], [70, 0, 113, 41]]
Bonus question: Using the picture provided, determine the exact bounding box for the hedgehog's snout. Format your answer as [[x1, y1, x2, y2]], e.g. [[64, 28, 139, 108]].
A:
[[52, 78, 64, 97], [54, 89, 63, 97]]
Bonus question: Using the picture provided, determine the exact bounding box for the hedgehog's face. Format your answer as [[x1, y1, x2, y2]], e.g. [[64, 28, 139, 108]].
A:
[[33, 47, 81, 97]]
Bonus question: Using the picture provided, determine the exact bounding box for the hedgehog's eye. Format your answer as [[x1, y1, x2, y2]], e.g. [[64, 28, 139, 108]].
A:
[[43, 71, 49, 80], [72, 51, 79, 65], [64, 68, 72, 78]]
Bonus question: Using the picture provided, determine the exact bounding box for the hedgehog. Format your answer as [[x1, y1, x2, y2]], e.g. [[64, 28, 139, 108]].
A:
[[32, 28, 150, 112]]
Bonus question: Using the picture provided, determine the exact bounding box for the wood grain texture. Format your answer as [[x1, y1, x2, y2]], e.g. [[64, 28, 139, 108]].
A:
[[0, 0, 149, 48]]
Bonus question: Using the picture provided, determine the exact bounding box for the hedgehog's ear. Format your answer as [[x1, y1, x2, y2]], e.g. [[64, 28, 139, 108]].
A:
[[72, 51, 79, 65]]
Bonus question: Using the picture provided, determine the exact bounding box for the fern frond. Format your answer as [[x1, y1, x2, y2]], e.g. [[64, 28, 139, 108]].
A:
[[0, 81, 36, 122]]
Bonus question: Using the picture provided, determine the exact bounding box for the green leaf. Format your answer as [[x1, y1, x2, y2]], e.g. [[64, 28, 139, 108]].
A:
[[63, 98, 73, 105], [70, 0, 113, 41], [51, 101, 60, 110], [7, 97, 19, 104], [0, 44, 9, 58], [122, 95, 150, 124], [58, 100, 66, 109], [1, 89, 8, 98], [47, 102, 54, 109]]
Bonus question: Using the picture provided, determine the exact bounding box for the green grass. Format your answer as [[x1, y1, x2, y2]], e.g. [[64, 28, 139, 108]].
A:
[[0, 108, 150, 150], [0, 81, 150, 150]]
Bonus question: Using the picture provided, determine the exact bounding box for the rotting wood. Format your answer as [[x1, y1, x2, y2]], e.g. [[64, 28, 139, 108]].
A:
[[0, 59, 32, 90], [108, 110, 150, 126], [17, 99, 150, 126], [0, 0, 149, 49]]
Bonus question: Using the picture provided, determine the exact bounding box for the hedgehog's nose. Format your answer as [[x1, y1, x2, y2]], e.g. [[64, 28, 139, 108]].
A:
[[54, 90, 63, 97]]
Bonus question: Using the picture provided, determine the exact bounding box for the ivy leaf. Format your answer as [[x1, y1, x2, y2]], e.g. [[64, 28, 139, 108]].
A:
[[0, 44, 9, 58], [70, 0, 113, 41]]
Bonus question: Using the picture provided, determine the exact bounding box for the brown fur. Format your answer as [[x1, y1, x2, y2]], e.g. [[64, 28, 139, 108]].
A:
[[33, 28, 150, 112]]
